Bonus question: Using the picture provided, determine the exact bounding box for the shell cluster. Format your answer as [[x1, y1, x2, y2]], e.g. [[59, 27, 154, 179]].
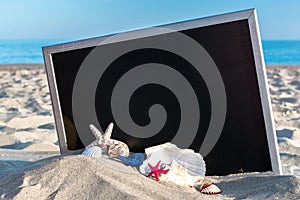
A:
[[82, 130, 222, 195], [82, 122, 129, 158], [140, 142, 206, 188], [140, 142, 206, 178]]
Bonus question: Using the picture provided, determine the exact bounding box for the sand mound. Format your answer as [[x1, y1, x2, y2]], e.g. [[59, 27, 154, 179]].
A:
[[0, 155, 300, 200], [0, 156, 209, 200]]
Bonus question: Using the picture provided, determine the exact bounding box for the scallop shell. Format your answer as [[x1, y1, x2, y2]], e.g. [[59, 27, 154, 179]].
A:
[[159, 161, 204, 187], [139, 142, 205, 178], [200, 183, 222, 195], [82, 146, 103, 158]]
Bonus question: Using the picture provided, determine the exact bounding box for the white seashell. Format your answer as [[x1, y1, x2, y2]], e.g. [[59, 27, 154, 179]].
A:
[[159, 161, 204, 187], [200, 183, 222, 195], [139, 142, 205, 179], [82, 146, 103, 158]]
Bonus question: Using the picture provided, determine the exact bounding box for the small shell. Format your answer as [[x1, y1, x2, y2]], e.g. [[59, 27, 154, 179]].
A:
[[200, 183, 222, 195], [82, 146, 103, 158], [108, 140, 129, 158]]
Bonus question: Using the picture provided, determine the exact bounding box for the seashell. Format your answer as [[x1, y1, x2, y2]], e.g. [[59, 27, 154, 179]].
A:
[[199, 183, 222, 195], [159, 161, 204, 187], [139, 142, 205, 180], [82, 146, 103, 158], [107, 139, 130, 158]]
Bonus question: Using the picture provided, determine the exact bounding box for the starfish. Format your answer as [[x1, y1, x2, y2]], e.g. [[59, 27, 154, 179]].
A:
[[147, 160, 169, 181], [86, 123, 129, 158]]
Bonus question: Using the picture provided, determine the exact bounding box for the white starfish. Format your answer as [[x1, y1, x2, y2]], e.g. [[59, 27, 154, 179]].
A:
[[86, 122, 129, 158]]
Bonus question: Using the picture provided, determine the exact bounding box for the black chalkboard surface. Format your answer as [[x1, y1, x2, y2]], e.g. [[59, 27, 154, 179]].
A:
[[43, 9, 282, 175]]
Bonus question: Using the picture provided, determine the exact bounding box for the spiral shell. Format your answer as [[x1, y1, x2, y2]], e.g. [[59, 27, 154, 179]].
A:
[[82, 146, 103, 158], [200, 183, 222, 195]]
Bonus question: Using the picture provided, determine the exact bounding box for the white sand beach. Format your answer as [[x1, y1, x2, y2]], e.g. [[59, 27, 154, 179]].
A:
[[0, 64, 300, 199]]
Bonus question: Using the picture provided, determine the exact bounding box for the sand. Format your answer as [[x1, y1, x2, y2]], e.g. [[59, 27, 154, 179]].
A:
[[0, 65, 58, 152], [0, 64, 299, 199], [267, 66, 300, 176], [0, 155, 299, 200]]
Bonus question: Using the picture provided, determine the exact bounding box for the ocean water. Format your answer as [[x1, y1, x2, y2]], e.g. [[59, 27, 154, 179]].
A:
[[0, 40, 63, 65], [262, 40, 300, 65], [0, 40, 299, 65]]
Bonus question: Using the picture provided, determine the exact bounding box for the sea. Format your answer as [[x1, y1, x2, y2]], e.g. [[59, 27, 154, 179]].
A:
[[0, 40, 299, 65]]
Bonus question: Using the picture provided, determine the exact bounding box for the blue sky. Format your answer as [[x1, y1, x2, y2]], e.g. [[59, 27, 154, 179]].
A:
[[0, 0, 299, 40]]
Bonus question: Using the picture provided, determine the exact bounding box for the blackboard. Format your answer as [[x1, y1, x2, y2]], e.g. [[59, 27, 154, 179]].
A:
[[43, 9, 282, 175]]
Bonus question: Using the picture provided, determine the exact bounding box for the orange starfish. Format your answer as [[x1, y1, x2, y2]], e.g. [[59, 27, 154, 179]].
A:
[[147, 160, 169, 181]]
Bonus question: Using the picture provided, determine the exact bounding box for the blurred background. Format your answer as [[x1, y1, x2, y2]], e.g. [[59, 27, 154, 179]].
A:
[[0, 0, 300, 65]]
